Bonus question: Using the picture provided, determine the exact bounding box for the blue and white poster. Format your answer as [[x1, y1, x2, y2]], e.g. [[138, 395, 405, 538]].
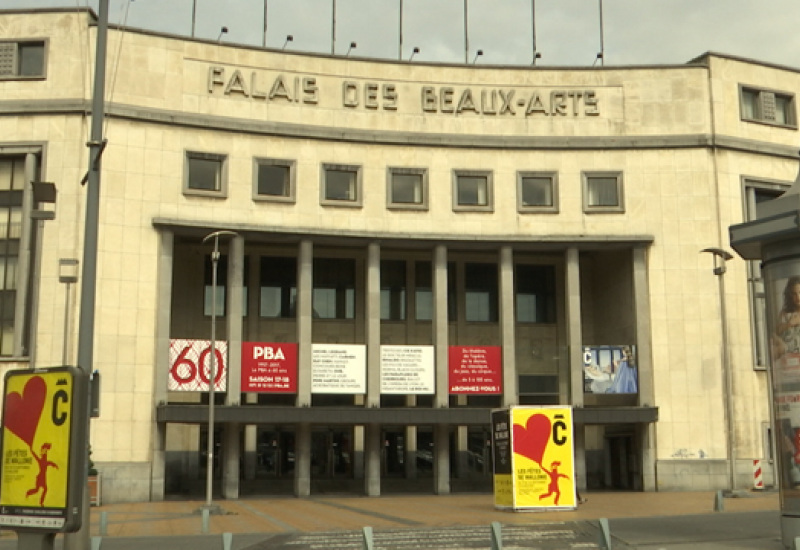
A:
[[582, 345, 638, 394]]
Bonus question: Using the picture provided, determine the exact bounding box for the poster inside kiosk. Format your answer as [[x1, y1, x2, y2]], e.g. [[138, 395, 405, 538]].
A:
[[492, 406, 576, 511], [0, 366, 88, 533]]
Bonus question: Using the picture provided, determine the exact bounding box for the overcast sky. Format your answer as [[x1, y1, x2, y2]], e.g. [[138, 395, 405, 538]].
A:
[[13, 0, 800, 68]]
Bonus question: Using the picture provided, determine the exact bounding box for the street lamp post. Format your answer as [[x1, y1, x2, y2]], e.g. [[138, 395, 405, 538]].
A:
[[59, 258, 79, 365], [702, 247, 736, 492], [202, 230, 237, 510]]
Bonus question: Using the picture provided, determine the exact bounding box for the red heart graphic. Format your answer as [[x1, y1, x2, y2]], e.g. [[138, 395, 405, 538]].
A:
[[513, 413, 551, 465], [3, 376, 46, 449]]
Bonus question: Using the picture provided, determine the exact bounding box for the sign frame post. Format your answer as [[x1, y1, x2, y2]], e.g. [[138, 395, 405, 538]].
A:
[[0, 366, 89, 547]]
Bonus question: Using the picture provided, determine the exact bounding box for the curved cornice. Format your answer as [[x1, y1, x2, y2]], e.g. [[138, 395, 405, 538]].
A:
[[1, 98, 798, 158]]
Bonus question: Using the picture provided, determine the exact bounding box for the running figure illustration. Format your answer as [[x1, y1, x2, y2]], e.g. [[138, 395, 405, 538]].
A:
[[26, 443, 58, 506], [539, 460, 570, 505]]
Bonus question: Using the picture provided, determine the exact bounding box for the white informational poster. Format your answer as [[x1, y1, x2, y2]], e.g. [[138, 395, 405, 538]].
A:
[[168, 339, 228, 391], [311, 344, 366, 394], [380, 345, 435, 394]]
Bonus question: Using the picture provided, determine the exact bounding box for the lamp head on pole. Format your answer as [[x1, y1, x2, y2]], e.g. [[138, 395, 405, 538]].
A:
[[346, 41, 357, 56], [409, 46, 420, 61], [701, 247, 734, 276], [472, 49, 483, 64]]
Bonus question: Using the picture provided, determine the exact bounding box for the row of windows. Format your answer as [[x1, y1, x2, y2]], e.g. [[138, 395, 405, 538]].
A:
[[186, 152, 624, 213], [205, 256, 557, 324]]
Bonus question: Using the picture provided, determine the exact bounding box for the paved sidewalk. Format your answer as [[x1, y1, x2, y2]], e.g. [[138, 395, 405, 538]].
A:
[[0, 490, 783, 548], [81, 490, 780, 537]]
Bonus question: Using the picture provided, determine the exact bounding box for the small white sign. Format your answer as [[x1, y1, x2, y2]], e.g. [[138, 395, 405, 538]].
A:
[[311, 344, 366, 394], [380, 345, 435, 394]]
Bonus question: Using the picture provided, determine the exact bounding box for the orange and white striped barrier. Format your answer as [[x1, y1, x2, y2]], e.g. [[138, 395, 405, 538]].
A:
[[753, 459, 764, 490]]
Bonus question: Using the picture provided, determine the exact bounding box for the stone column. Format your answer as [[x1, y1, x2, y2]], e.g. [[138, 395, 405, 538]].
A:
[[433, 424, 450, 494], [499, 246, 517, 407], [297, 240, 313, 407], [632, 246, 656, 490], [151, 229, 173, 501], [222, 423, 240, 499], [565, 247, 583, 407], [365, 423, 381, 496], [295, 422, 311, 496], [366, 242, 381, 407]]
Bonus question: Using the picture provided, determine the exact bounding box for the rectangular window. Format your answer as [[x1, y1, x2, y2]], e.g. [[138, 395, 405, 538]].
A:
[[453, 170, 493, 211], [321, 164, 361, 206], [583, 172, 624, 212], [744, 179, 789, 370], [388, 168, 427, 210], [465, 263, 498, 322], [381, 260, 406, 321], [415, 261, 432, 321], [313, 258, 356, 319], [204, 255, 248, 316], [740, 85, 797, 128], [518, 171, 558, 212], [0, 40, 46, 78], [515, 264, 556, 323], [185, 152, 227, 197], [260, 256, 297, 318], [0, 158, 25, 356], [254, 159, 295, 202]]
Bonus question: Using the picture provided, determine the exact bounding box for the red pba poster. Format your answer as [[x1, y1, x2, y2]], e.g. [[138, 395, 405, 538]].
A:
[[241, 342, 298, 393]]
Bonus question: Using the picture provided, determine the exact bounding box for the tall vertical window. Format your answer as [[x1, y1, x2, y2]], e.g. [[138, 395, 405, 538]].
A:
[[388, 168, 427, 210], [204, 255, 228, 316], [744, 180, 789, 369], [518, 172, 558, 212], [254, 159, 295, 202], [313, 258, 356, 319], [260, 256, 297, 318], [465, 263, 498, 322], [0, 41, 46, 78], [583, 172, 624, 212], [381, 260, 406, 320], [454, 170, 493, 211], [515, 264, 556, 323], [185, 152, 227, 196], [0, 158, 24, 355], [740, 85, 796, 127], [321, 164, 361, 206], [204, 255, 248, 316], [415, 261, 432, 321]]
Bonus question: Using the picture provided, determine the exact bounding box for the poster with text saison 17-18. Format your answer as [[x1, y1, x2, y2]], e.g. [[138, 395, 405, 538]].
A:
[[510, 406, 576, 511]]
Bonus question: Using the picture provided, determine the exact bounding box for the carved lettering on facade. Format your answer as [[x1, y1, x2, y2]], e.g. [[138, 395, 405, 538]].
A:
[[208, 66, 319, 104], [207, 66, 600, 117]]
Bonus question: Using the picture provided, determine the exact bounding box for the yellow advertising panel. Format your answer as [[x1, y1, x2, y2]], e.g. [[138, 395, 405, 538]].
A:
[[510, 406, 575, 510], [0, 368, 87, 532]]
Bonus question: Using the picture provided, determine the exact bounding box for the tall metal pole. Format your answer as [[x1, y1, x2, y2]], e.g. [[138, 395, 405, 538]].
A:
[[598, 0, 605, 66], [191, 0, 197, 37], [202, 230, 236, 509], [263, 0, 268, 47], [65, 0, 109, 548], [702, 248, 737, 492], [398, 0, 403, 61], [331, 0, 336, 54], [531, 0, 537, 65], [463, 0, 469, 64]]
